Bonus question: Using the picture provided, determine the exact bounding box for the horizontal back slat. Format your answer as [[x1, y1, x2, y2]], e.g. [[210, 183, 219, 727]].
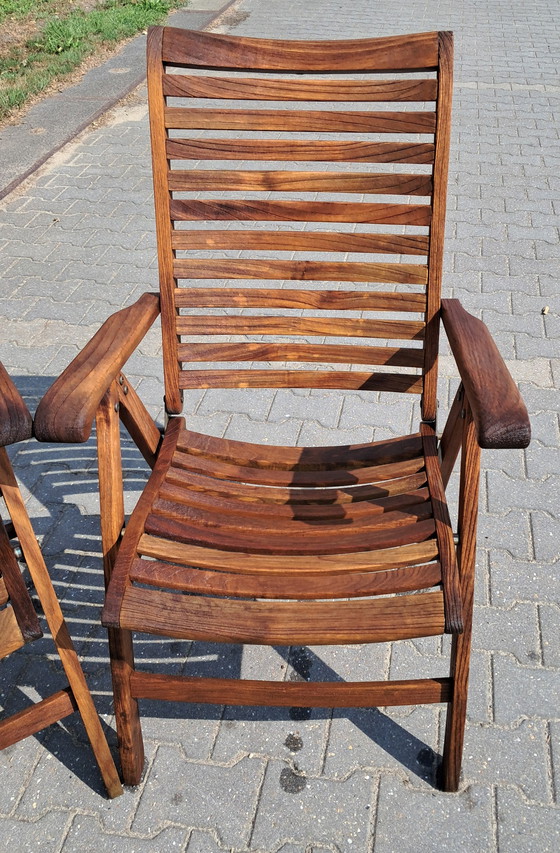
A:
[[166, 138, 435, 163], [178, 370, 423, 393], [148, 26, 451, 406], [178, 343, 424, 368], [172, 261, 428, 284], [176, 316, 425, 339], [161, 28, 440, 71], [162, 74, 438, 101], [174, 289, 426, 311], [170, 230, 430, 254], [168, 170, 433, 195], [170, 199, 432, 226], [164, 107, 437, 134]]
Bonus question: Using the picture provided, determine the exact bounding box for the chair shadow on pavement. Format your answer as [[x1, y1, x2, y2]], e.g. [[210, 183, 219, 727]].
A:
[[1, 374, 441, 793]]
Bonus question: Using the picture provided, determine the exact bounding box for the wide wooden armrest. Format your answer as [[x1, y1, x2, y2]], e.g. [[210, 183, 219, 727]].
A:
[[441, 299, 530, 449], [34, 293, 160, 444], [0, 362, 33, 447]]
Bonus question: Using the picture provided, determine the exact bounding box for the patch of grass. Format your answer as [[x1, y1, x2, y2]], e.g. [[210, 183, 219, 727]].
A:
[[0, 0, 186, 121]]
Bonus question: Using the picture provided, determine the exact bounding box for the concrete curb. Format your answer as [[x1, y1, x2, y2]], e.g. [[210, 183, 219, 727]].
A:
[[0, 0, 238, 200]]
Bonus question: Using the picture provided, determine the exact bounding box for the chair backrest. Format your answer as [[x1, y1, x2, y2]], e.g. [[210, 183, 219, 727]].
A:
[[147, 28, 453, 422]]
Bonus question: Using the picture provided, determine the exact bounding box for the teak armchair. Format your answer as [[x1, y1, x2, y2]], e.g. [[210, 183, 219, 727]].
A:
[[0, 363, 122, 798], [35, 28, 530, 792]]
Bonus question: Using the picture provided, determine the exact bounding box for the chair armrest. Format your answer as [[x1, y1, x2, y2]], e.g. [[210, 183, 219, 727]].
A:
[[441, 299, 530, 449], [0, 363, 33, 447], [34, 292, 160, 444]]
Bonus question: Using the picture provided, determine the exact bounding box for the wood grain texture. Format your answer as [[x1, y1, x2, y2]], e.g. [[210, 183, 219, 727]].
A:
[[0, 505, 42, 645], [0, 689, 76, 750], [137, 533, 440, 575], [164, 107, 436, 134], [168, 170, 433, 196], [176, 315, 425, 340], [0, 362, 32, 448], [117, 373, 161, 469], [166, 138, 435, 163], [163, 73, 438, 101], [148, 25, 182, 415], [0, 448, 123, 797], [130, 558, 441, 599], [120, 586, 445, 643], [442, 299, 531, 448], [160, 28, 440, 72], [172, 259, 428, 284], [178, 369, 422, 393], [422, 30, 453, 421], [442, 402, 480, 792], [421, 422, 462, 634], [169, 198, 432, 225], [34, 293, 160, 443], [0, 606, 26, 659], [174, 288, 426, 312], [178, 342, 424, 368], [131, 672, 451, 707], [170, 230, 429, 255]]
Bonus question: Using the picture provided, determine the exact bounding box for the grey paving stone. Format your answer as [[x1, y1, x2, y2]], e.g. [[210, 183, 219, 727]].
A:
[[186, 830, 231, 853], [323, 706, 440, 784], [496, 786, 560, 853], [0, 811, 71, 851], [374, 779, 493, 853], [539, 606, 560, 668], [472, 603, 541, 665], [250, 761, 375, 853], [463, 719, 551, 802], [493, 656, 560, 725], [132, 748, 264, 847], [212, 709, 328, 775], [62, 816, 189, 852]]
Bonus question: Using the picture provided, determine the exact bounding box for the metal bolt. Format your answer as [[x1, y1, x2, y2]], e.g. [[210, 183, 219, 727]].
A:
[[114, 402, 120, 412]]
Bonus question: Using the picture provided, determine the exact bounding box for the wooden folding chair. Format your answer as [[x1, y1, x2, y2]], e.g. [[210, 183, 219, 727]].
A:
[[0, 363, 123, 798], [35, 28, 530, 791]]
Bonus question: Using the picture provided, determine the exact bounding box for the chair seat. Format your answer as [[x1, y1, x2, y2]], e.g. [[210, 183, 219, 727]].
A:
[[103, 419, 455, 644]]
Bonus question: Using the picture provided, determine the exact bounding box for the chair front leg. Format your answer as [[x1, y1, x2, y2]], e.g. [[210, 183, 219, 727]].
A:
[[441, 399, 481, 791], [96, 382, 145, 784]]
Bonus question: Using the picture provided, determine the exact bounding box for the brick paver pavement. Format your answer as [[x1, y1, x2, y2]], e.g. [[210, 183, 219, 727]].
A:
[[0, 0, 559, 850]]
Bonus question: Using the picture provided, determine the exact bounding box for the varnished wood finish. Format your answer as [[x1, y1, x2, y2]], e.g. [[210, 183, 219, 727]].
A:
[[165, 107, 437, 133], [33, 28, 530, 792], [147, 28, 451, 410], [120, 587, 445, 644], [0, 363, 32, 447], [178, 343, 424, 368], [0, 509, 42, 645], [0, 444, 122, 798], [131, 673, 451, 707], [422, 31, 454, 422], [171, 230, 429, 255], [96, 386, 144, 786], [421, 423, 462, 633], [166, 137, 435, 163], [160, 28, 440, 71], [174, 289, 426, 312], [441, 402, 480, 792], [0, 689, 77, 750], [442, 299, 531, 448], [117, 373, 161, 468], [34, 292, 160, 443], [168, 170, 433, 195], [162, 73, 438, 101], [172, 259, 428, 284]]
